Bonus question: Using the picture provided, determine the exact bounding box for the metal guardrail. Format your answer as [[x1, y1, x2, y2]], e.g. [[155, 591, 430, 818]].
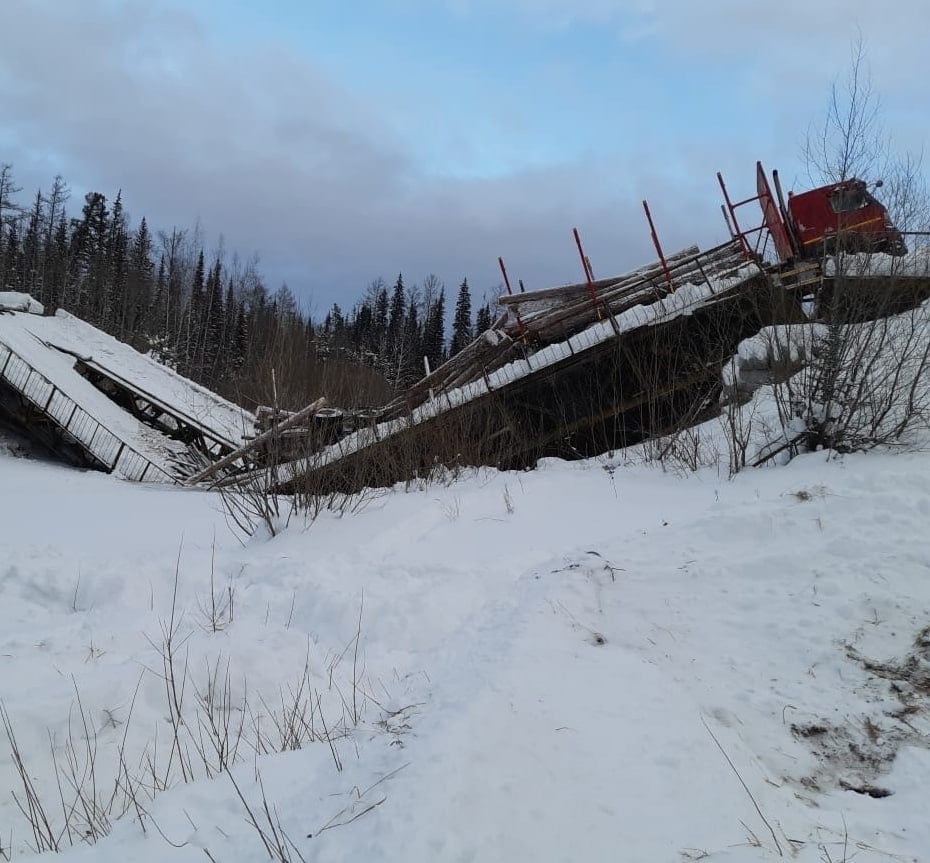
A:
[[0, 340, 178, 483]]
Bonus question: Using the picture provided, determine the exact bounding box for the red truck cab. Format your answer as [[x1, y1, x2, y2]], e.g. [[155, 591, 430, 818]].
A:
[[787, 179, 906, 258]]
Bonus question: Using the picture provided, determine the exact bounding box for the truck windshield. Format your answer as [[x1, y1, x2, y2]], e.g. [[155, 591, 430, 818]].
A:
[[830, 186, 867, 212]]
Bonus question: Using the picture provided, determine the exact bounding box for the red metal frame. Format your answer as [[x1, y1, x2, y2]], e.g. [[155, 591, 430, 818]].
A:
[[717, 162, 791, 262], [755, 165, 793, 262]]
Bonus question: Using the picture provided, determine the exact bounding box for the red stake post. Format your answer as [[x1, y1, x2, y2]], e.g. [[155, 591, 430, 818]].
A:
[[572, 228, 599, 310], [498, 256, 514, 295], [498, 255, 528, 337], [642, 200, 674, 293]]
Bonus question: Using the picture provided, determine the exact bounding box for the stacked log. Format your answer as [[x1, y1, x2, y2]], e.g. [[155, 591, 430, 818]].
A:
[[501, 240, 747, 342], [382, 239, 750, 418]]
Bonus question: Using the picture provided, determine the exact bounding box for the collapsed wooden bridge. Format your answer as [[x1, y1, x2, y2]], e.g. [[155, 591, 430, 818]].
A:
[[3, 228, 928, 491]]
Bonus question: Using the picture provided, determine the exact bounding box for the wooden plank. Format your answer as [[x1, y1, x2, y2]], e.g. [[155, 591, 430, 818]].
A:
[[186, 397, 327, 485]]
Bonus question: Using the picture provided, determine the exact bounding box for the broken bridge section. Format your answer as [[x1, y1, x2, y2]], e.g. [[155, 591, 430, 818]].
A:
[[243, 241, 775, 494], [0, 300, 253, 482], [222, 239, 930, 495], [0, 339, 176, 481]]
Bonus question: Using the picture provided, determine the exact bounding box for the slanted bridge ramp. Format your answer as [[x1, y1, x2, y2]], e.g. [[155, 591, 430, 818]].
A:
[[248, 241, 781, 493], [0, 305, 253, 481]]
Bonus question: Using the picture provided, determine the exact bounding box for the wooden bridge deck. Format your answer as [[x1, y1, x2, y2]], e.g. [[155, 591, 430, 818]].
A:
[[0, 307, 253, 482], [228, 242, 778, 493]]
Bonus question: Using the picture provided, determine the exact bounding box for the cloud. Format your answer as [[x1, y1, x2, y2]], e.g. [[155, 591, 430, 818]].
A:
[[1, 0, 925, 317], [436, 0, 930, 92], [0, 0, 699, 309]]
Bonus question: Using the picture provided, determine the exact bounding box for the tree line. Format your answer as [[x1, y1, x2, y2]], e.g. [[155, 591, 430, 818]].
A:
[[0, 163, 494, 409]]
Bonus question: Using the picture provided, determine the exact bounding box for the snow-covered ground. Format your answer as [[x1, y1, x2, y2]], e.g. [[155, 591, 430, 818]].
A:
[[825, 244, 930, 277], [2, 437, 929, 861]]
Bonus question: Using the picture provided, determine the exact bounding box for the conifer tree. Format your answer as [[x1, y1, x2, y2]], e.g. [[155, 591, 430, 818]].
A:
[[399, 288, 421, 385], [423, 286, 446, 371], [4, 220, 21, 292], [21, 192, 42, 298], [70, 191, 109, 318], [184, 249, 206, 375], [125, 216, 154, 338], [375, 283, 389, 334], [203, 258, 225, 383], [476, 302, 492, 333], [388, 273, 406, 353], [41, 175, 69, 307], [223, 277, 237, 374], [0, 164, 21, 289], [105, 191, 128, 329], [450, 277, 473, 357]]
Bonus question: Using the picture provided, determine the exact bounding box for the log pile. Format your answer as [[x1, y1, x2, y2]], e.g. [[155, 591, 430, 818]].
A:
[[499, 240, 747, 341], [382, 239, 750, 418], [185, 397, 327, 485]]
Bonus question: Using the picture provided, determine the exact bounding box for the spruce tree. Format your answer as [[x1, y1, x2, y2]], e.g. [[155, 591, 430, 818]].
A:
[[203, 259, 225, 383], [0, 165, 21, 290], [399, 291, 421, 385], [48, 217, 69, 311], [223, 277, 237, 375], [105, 191, 128, 330], [125, 216, 154, 338], [22, 193, 42, 298], [184, 249, 205, 376], [476, 302, 492, 333], [42, 175, 70, 308], [375, 284, 389, 333], [4, 221, 20, 292], [388, 273, 406, 353], [423, 286, 446, 371], [450, 277, 473, 357], [70, 191, 109, 319]]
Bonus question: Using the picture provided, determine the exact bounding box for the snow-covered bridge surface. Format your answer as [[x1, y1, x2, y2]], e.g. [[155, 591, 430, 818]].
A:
[[0, 298, 252, 480]]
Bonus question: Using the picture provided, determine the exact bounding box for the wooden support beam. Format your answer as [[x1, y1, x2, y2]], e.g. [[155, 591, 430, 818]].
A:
[[186, 397, 326, 485]]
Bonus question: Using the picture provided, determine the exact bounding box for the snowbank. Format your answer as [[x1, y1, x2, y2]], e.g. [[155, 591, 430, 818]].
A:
[[824, 243, 930, 277], [723, 323, 824, 390]]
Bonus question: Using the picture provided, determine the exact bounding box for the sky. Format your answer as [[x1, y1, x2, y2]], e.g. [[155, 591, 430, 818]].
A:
[[1, 0, 928, 317]]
